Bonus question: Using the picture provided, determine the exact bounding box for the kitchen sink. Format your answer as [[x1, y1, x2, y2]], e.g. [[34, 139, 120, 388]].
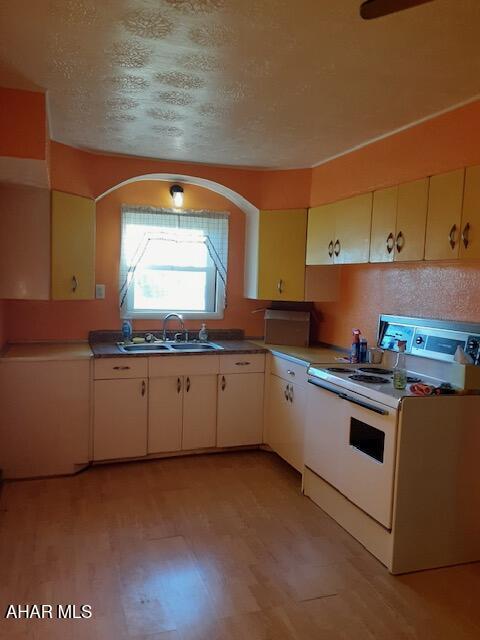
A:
[[116, 341, 223, 354], [169, 342, 223, 351], [118, 343, 171, 353]]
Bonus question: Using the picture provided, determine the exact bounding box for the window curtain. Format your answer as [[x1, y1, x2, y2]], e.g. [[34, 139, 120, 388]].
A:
[[119, 206, 229, 310]]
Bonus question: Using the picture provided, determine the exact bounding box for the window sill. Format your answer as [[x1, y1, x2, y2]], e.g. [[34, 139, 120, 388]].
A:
[[121, 310, 225, 320]]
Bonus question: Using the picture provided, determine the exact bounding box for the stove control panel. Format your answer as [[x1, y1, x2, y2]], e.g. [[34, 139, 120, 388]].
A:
[[378, 315, 480, 364]]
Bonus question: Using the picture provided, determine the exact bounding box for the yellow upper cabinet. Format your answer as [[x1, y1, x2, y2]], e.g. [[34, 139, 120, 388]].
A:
[[394, 177, 429, 262], [306, 203, 336, 265], [370, 187, 398, 263], [256, 209, 307, 301], [51, 190, 95, 300], [333, 193, 372, 264], [460, 165, 480, 260], [308, 193, 372, 265], [425, 169, 465, 261]]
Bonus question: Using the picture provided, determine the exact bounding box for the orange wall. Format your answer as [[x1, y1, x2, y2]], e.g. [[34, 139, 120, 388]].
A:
[[0, 87, 46, 160], [311, 99, 480, 348], [50, 142, 311, 210], [310, 100, 480, 206], [0, 301, 6, 349], [6, 181, 268, 342]]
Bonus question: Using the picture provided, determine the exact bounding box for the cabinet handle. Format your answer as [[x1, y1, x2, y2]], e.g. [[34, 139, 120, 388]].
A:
[[277, 279, 284, 294], [221, 375, 226, 391], [328, 240, 334, 257], [284, 384, 289, 401], [395, 230, 404, 253], [113, 365, 131, 370], [288, 384, 294, 403], [186, 376, 190, 392], [386, 232, 395, 254], [461, 222, 470, 249], [235, 361, 251, 366], [141, 380, 146, 396], [334, 239, 340, 257], [72, 275, 78, 292], [448, 224, 457, 250], [177, 377, 182, 393]]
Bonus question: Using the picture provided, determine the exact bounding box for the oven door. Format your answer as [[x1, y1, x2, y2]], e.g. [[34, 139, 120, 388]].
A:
[[305, 379, 397, 529]]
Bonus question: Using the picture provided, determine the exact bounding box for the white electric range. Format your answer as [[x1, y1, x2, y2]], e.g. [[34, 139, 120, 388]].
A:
[[303, 314, 480, 574]]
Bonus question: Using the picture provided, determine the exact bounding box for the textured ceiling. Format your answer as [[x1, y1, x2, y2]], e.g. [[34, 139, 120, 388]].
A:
[[0, 0, 479, 168]]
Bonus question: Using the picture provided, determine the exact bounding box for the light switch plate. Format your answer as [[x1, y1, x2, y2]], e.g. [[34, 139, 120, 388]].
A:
[[95, 284, 106, 299]]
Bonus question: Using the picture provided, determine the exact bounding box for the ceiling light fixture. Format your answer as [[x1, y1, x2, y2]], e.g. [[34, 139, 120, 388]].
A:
[[170, 184, 184, 207]]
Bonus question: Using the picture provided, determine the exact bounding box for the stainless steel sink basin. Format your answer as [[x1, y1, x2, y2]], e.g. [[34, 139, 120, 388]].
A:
[[169, 342, 223, 351], [116, 341, 223, 354], [118, 343, 171, 353]]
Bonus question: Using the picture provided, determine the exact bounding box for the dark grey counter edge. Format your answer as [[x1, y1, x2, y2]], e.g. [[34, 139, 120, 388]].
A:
[[91, 340, 267, 358]]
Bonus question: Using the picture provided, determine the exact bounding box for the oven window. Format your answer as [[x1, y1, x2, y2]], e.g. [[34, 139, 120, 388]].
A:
[[349, 418, 385, 463]]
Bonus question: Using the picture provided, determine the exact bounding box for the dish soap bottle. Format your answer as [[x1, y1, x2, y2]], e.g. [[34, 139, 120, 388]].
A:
[[393, 339, 407, 390], [350, 329, 361, 363], [198, 322, 208, 342], [122, 319, 132, 343]]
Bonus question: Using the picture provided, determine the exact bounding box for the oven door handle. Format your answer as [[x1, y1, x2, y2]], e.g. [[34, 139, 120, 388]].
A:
[[308, 379, 389, 415], [338, 392, 389, 416]]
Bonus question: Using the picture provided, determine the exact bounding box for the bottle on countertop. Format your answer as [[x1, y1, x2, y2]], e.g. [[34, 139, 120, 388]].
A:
[[350, 329, 361, 364], [359, 337, 368, 363], [122, 319, 133, 342], [198, 322, 208, 342], [393, 339, 407, 390]]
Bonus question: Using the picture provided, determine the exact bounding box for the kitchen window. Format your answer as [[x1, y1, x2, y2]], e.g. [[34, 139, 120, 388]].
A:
[[119, 207, 229, 319]]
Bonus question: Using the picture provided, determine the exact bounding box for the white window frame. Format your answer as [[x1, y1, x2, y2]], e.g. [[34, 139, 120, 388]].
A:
[[120, 209, 227, 321]]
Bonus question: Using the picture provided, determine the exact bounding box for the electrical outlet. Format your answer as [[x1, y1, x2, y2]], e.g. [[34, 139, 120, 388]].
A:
[[95, 284, 106, 299]]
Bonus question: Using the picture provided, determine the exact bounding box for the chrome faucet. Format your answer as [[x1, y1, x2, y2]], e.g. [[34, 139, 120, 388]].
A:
[[162, 313, 188, 342]]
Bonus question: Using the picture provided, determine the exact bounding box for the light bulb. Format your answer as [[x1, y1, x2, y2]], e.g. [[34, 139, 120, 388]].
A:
[[170, 184, 184, 208]]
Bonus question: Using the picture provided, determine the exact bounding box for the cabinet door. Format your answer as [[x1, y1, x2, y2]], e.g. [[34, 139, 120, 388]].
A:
[[217, 373, 264, 447], [306, 203, 336, 265], [266, 374, 305, 472], [394, 178, 429, 262], [425, 169, 465, 261], [51, 190, 95, 299], [148, 376, 183, 453], [460, 165, 480, 259], [334, 193, 373, 264], [182, 375, 217, 450], [257, 209, 307, 301], [370, 187, 397, 263], [93, 378, 147, 460]]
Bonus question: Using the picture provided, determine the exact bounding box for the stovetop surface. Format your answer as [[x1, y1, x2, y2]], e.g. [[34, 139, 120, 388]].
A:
[[308, 362, 449, 409]]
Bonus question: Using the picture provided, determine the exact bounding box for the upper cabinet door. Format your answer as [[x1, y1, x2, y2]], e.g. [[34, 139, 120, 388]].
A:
[[306, 203, 336, 265], [460, 165, 480, 260], [425, 169, 465, 261], [334, 193, 373, 264], [370, 187, 397, 263], [257, 209, 307, 301], [394, 178, 429, 262], [51, 190, 95, 299]]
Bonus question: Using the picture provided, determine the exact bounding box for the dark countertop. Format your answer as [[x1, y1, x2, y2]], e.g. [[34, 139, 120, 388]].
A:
[[90, 339, 267, 358]]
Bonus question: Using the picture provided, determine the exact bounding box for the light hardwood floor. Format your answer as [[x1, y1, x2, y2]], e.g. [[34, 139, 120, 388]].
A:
[[1, 451, 480, 639]]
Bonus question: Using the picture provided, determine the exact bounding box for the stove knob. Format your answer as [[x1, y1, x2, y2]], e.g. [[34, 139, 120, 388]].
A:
[[415, 336, 424, 345]]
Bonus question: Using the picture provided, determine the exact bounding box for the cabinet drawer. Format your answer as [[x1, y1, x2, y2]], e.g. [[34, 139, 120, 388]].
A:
[[219, 353, 265, 374], [149, 355, 220, 377], [94, 357, 148, 380], [270, 354, 307, 383]]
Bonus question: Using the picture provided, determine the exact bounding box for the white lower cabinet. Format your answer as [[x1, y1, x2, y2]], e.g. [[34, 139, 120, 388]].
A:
[[217, 372, 265, 447], [148, 376, 183, 453], [93, 378, 148, 461], [182, 375, 218, 450], [0, 359, 91, 479], [267, 372, 306, 472]]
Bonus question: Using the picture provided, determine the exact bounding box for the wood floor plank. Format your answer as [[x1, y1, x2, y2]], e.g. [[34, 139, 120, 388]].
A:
[[1, 451, 479, 639]]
